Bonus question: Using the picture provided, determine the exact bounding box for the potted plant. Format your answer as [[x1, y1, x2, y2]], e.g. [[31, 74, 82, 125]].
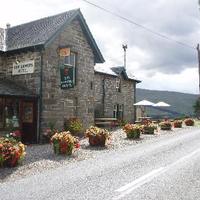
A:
[[142, 122, 157, 134], [64, 118, 83, 136], [85, 126, 111, 147], [173, 120, 183, 128], [43, 121, 57, 143], [0, 137, 26, 167], [7, 130, 22, 141], [159, 121, 172, 130], [184, 118, 194, 126], [51, 131, 80, 155], [123, 123, 141, 139]]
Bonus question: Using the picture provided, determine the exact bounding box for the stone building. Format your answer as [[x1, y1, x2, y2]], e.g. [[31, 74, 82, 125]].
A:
[[0, 9, 140, 143], [94, 66, 141, 122], [0, 9, 104, 143]]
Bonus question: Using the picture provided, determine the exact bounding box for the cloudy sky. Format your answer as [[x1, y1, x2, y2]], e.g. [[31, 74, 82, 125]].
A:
[[0, 0, 200, 94]]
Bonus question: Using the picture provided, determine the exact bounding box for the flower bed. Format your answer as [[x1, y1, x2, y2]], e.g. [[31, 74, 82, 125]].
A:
[[159, 121, 172, 130], [184, 118, 194, 126], [85, 126, 111, 147], [51, 131, 80, 155], [173, 120, 183, 128], [0, 137, 26, 167], [123, 124, 141, 139]]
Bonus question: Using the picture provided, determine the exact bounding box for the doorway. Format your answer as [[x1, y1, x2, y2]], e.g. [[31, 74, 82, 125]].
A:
[[21, 99, 37, 143]]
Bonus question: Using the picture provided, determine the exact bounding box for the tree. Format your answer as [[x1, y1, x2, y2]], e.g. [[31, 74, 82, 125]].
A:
[[193, 98, 200, 118]]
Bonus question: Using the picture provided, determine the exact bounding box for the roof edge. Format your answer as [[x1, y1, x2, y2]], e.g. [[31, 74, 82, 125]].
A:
[[44, 9, 105, 64]]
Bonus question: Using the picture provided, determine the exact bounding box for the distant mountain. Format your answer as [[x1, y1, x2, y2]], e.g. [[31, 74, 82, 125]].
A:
[[136, 88, 199, 118]]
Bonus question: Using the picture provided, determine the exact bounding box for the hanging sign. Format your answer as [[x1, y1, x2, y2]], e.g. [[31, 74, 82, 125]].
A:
[[12, 60, 34, 75], [59, 48, 70, 57], [60, 65, 75, 89]]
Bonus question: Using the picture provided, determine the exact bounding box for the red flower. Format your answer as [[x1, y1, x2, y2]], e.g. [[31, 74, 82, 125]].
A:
[[75, 143, 80, 149]]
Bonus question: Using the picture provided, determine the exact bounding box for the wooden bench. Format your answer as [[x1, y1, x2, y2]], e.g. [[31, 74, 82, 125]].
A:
[[95, 118, 118, 127]]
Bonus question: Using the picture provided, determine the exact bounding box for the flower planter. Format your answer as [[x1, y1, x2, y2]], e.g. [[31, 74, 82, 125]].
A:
[[173, 120, 182, 128], [88, 135, 106, 147], [51, 131, 80, 156], [0, 137, 26, 168], [142, 126, 155, 134], [123, 124, 142, 139], [159, 121, 172, 131], [85, 126, 111, 147], [184, 118, 194, 126], [160, 126, 172, 130], [126, 129, 140, 139]]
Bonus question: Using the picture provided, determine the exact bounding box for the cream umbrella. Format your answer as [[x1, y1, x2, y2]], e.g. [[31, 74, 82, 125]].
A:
[[134, 100, 155, 117], [153, 101, 170, 107]]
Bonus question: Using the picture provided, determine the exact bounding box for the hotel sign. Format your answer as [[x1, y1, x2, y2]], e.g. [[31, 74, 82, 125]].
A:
[[60, 65, 75, 89], [12, 60, 35, 75]]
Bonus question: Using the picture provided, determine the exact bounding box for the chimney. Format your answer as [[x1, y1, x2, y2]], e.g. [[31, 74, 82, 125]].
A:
[[6, 23, 11, 29]]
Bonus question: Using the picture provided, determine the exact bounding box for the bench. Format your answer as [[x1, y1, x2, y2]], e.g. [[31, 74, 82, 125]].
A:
[[95, 118, 118, 127]]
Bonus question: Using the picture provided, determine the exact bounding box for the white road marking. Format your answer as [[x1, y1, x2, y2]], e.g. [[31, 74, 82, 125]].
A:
[[113, 148, 200, 200]]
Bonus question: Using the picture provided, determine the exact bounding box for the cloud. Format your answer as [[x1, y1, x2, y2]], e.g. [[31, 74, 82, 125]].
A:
[[0, 0, 199, 93]]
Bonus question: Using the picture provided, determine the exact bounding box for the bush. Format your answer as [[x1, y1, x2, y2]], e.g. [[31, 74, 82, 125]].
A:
[[0, 137, 26, 167], [85, 126, 111, 146], [64, 118, 83, 135], [173, 120, 182, 128], [123, 124, 141, 139], [51, 131, 80, 155], [159, 121, 172, 130], [142, 123, 157, 134], [184, 118, 194, 126]]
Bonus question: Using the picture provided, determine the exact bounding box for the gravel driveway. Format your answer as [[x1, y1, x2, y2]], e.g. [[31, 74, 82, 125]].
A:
[[0, 126, 195, 183]]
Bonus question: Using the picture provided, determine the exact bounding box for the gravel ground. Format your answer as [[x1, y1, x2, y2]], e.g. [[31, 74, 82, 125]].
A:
[[0, 126, 196, 183]]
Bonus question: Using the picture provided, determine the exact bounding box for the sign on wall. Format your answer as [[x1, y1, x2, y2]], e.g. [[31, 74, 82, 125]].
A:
[[59, 48, 70, 57], [60, 65, 75, 89], [12, 60, 35, 75]]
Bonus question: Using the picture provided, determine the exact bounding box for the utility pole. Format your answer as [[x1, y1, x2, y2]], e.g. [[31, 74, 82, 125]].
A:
[[196, 44, 200, 95], [122, 44, 127, 70]]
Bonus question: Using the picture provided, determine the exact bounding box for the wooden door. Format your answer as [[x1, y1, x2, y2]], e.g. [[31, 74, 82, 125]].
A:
[[21, 99, 37, 143]]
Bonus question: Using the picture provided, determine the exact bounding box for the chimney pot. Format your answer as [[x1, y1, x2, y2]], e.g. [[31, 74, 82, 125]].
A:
[[6, 23, 11, 29]]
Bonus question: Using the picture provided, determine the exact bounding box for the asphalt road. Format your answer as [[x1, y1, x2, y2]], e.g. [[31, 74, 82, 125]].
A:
[[1, 128, 200, 200]]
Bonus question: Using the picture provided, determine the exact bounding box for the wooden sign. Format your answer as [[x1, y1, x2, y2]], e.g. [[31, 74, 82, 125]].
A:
[[59, 48, 70, 57], [12, 60, 34, 75], [60, 65, 75, 89]]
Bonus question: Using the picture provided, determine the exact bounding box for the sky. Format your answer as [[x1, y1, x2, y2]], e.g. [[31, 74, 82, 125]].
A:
[[0, 0, 200, 94]]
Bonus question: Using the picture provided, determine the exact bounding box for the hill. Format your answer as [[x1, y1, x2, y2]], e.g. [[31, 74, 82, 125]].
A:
[[136, 88, 199, 118]]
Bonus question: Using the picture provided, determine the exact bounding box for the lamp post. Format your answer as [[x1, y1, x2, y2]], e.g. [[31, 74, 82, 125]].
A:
[[197, 44, 200, 95]]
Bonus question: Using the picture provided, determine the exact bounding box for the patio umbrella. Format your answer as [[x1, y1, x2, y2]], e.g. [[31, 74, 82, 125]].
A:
[[134, 100, 155, 106], [134, 100, 155, 117], [153, 101, 170, 107]]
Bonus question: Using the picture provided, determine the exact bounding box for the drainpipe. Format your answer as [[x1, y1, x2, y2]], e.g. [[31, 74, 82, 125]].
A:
[[102, 76, 105, 117], [38, 50, 44, 143], [133, 82, 136, 123]]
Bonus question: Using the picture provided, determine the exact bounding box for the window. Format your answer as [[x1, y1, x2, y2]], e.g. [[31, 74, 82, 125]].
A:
[[113, 104, 117, 118], [119, 104, 124, 120], [64, 52, 76, 67], [116, 79, 121, 92], [60, 48, 77, 89], [0, 97, 20, 130]]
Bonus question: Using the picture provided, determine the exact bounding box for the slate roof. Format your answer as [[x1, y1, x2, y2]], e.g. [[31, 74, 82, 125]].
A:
[[0, 9, 104, 63], [94, 66, 141, 83], [0, 79, 37, 97]]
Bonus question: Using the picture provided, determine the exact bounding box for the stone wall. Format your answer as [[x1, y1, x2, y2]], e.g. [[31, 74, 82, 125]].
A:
[[94, 72, 136, 122], [41, 19, 95, 130], [0, 51, 41, 95], [0, 28, 5, 51]]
